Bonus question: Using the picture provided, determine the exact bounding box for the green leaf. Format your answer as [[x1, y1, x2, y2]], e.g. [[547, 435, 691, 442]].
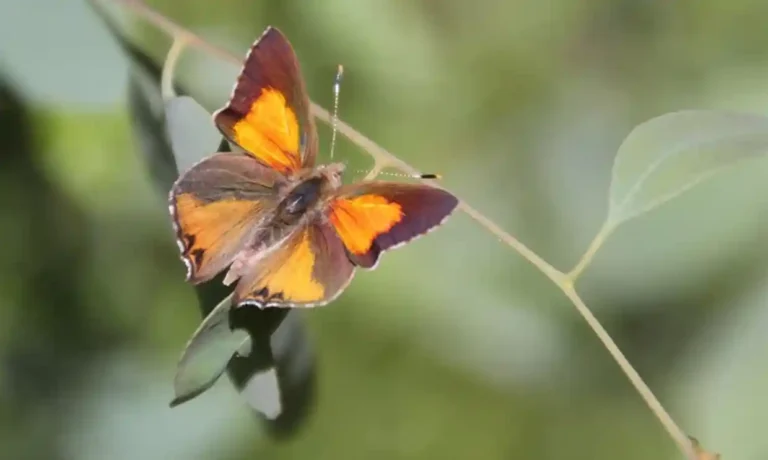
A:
[[165, 96, 221, 175], [608, 110, 768, 226], [171, 295, 250, 408]]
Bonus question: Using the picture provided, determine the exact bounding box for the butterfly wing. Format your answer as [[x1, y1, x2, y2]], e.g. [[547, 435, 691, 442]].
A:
[[214, 26, 317, 175], [170, 152, 284, 283], [327, 182, 459, 268], [233, 221, 355, 308]]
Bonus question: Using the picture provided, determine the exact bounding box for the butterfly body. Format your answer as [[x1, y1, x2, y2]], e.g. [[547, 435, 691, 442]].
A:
[[274, 163, 344, 222], [169, 27, 458, 309]]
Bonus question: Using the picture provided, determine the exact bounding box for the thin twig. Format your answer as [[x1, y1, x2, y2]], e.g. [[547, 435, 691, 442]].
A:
[[106, 1, 698, 458], [566, 221, 616, 282], [161, 36, 187, 101], [560, 286, 697, 459]]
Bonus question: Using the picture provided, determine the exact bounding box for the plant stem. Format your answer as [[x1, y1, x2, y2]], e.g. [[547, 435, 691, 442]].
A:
[[105, 1, 698, 457], [560, 285, 697, 460], [458, 203, 565, 284], [566, 221, 615, 283]]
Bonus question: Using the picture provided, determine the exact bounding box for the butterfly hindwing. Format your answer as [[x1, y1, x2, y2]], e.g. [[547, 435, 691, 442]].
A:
[[214, 27, 317, 175], [170, 152, 284, 283], [328, 182, 459, 268], [233, 220, 355, 308]]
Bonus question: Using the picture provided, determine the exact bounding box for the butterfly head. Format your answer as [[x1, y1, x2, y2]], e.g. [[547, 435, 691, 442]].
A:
[[315, 162, 346, 189]]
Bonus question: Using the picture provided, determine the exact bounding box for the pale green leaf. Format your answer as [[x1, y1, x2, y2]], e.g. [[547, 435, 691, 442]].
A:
[[165, 95, 220, 174], [171, 295, 250, 407], [608, 110, 768, 226]]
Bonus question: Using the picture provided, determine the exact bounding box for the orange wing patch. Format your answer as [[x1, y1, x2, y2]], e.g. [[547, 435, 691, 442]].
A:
[[329, 195, 403, 255], [256, 230, 325, 302], [231, 88, 301, 174], [174, 193, 261, 281], [234, 222, 356, 308]]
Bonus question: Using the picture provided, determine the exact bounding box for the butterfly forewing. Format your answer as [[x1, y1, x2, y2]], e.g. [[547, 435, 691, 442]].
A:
[[214, 27, 318, 175], [170, 152, 284, 283], [327, 182, 459, 268]]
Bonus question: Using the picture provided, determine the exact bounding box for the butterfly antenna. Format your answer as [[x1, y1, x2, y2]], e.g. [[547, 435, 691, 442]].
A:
[[354, 170, 442, 180], [330, 64, 344, 161]]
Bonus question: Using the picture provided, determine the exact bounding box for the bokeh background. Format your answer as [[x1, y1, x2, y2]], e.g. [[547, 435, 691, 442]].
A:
[[3, 0, 768, 458]]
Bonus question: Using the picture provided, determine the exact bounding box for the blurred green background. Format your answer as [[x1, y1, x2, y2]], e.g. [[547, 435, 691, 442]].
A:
[[3, 0, 768, 458]]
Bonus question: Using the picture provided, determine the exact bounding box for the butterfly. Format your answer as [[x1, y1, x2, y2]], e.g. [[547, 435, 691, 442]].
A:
[[169, 26, 458, 309]]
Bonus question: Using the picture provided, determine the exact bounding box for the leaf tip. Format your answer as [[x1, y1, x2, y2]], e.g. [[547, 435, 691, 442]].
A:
[[169, 386, 206, 408]]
